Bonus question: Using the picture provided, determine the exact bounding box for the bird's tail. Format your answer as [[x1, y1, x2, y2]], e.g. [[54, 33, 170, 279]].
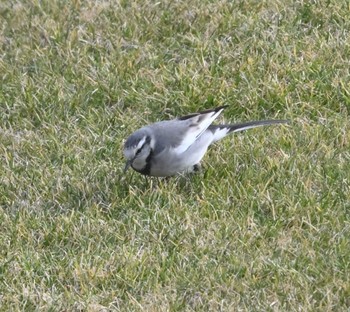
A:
[[209, 119, 289, 142]]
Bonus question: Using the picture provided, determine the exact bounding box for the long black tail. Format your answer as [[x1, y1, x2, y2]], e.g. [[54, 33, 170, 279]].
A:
[[208, 119, 289, 142]]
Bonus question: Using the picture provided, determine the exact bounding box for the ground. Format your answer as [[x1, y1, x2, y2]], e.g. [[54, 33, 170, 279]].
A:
[[0, 0, 349, 311]]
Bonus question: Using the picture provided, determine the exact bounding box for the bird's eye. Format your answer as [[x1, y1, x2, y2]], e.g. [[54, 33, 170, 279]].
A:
[[135, 148, 142, 156]]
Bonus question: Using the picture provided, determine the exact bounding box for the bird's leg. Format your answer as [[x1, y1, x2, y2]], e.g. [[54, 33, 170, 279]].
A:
[[193, 163, 202, 172]]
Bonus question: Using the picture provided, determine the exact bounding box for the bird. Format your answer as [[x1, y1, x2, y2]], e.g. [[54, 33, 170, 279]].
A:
[[123, 106, 288, 177]]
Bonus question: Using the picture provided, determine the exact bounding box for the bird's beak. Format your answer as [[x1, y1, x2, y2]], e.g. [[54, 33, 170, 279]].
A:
[[124, 159, 132, 173]]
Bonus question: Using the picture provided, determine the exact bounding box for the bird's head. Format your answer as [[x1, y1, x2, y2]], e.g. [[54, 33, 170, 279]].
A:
[[123, 129, 153, 173]]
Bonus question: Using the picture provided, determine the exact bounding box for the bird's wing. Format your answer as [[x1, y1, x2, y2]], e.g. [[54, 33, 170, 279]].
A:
[[150, 106, 228, 155], [172, 105, 228, 154]]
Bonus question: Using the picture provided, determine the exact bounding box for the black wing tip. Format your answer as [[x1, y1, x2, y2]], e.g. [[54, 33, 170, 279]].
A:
[[178, 105, 229, 121], [178, 112, 200, 120], [200, 105, 229, 114]]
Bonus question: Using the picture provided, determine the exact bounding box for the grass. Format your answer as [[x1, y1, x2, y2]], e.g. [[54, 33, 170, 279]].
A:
[[1, 0, 350, 310]]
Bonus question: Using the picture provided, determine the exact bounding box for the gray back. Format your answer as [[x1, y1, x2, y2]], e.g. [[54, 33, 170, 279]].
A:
[[148, 120, 189, 154]]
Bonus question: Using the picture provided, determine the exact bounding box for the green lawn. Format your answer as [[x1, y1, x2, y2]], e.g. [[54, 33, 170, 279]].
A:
[[1, 0, 349, 310]]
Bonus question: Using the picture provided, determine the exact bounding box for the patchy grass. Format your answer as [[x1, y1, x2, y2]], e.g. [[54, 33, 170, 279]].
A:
[[1, 0, 349, 310]]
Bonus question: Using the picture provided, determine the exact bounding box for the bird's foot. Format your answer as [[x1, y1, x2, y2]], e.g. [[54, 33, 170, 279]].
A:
[[192, 164, 201, 172]]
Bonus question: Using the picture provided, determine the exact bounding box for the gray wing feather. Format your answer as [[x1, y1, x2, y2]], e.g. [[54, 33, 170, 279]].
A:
[[150, 106, 228, 155], [148, 121, 189, 154]]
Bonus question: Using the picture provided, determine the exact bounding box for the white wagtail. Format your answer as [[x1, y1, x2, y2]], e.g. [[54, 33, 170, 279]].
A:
[[123, 106, 288, 177]]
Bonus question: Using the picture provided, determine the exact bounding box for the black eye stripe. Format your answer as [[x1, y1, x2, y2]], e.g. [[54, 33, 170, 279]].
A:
[[137, 137, 151, 153], [136, 140, 147, 155], [136, 147, 142, 155]]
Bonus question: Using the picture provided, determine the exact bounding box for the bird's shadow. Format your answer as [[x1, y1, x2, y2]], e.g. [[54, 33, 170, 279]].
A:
[[119, 167, 209, 195]]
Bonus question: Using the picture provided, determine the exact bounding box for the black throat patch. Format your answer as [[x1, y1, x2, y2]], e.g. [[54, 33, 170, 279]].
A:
[[137, 148, 153, 175], [132, 136, 153, 176]]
